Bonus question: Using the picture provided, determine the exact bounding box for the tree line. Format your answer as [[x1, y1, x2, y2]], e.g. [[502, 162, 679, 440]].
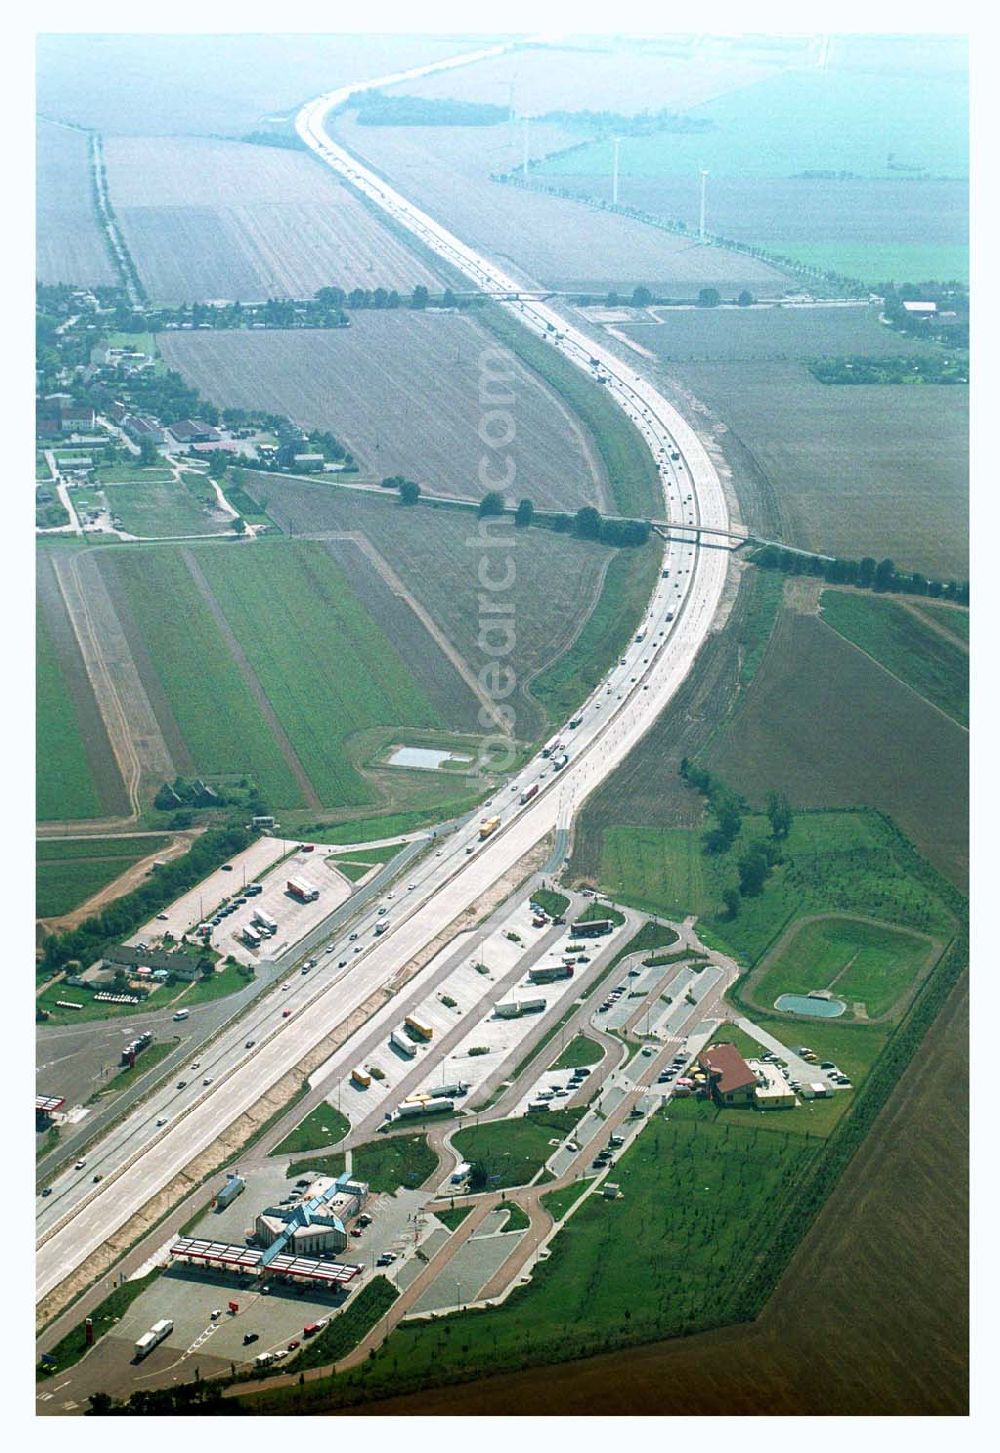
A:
[[680, 759, 793, 916], [752, 545, 969, 605]]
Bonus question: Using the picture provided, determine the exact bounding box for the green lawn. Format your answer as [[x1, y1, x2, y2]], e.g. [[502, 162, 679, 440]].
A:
[[552, 1034, 604, 1071], [434, 1205, 474, 1231], [87, 1039, 177, 1102], [175, 963, 254, 1006], [290, 1277, 398, 1372], [501, 1202, 530, 1232], [334, 861, 373, 883], [530, 545, 661, 727], [541, 1180, 593, 1222], [36, 495, 70, 529], [36, 834, 172, 917], [601, 810, 958, 969], [820, 592, 968, 727], [36, 608, 103, 821], [452, 1111, 583, 1191], [196, 540, 442, 807], [289, 1133, 438, 1193], [92, 464, 174, 484], [103, 546, 304, 808], [754, 914, 938, 1020], [576, 900, 625, 927], [272, 1104, 351, 1156], [532, 889, 569, 917], [102, 478, 224, 537]]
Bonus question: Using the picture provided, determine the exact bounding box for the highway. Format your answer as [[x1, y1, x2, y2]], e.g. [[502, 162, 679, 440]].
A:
[[36, 46, 730, 1307]]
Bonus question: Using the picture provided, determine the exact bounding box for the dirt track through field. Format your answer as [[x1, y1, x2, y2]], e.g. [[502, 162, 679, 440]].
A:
[[51, 551, 176, 819], [180, 548, 323, 810]]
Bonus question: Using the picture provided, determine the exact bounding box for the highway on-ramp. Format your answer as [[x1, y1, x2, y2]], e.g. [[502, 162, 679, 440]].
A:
[[36, 45, 731, 1307]]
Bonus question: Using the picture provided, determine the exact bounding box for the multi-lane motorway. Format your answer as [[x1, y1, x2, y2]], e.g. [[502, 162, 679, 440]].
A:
[[36, 46, 731, 1307]]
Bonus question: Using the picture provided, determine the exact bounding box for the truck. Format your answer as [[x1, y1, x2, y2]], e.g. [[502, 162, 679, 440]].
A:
[[287, 876, 319, 903], [242, 924, 262, 949], [253, 908, 278, 935], [479, 816, 501, 841], [635, 629, 647, 643], [390, 1028, 417, 1058], [529, 963, 574, 984], [430, 1081, 468, 1098], [552, 753, 569, 771], [374, 920, 389, 936], [527, 1099, 551, 1113], [541, 738, 562, 759], [120, 1030, 153, 1067], [397, 1097, 453, 1118], [495, 997, 546, 1019], [404, 1015, 433, 1041], [574, 917, 614, 938], [520, 782, 539, 805], [351, 1067, 372, 1088], [134, 1319, 173, 1361], [568, 714, 583, 730]]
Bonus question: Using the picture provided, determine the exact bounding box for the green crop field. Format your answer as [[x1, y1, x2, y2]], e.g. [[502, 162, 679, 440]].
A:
[[93, 465, 174, 484], [272, 1104, 351, 1156], [600, 809, 958, 969], [552, 1034, 603, 1070], [36, 607, 104, 821], [99, 545, 304, 807], [753, 914, 938, 1020], [819, 591, 968, 727], [452, 1110, 583, 1190], [914, 602, 969, 642], [36, 834, 171, 917], [196, 540, 442, 806], [101, 476, 227, 537]]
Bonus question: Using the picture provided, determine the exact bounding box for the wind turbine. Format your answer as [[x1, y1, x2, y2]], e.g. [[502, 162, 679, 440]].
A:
[[698, 168, 709, 243]]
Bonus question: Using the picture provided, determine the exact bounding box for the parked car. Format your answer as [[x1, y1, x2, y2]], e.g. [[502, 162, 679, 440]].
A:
[[242, 1332, 259, 1345]]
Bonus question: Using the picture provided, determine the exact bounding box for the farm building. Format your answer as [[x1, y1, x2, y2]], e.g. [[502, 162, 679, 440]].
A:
[[698, 1044, 757, 1107], [292, 452, 325, 471], [169, 418, 220, 444], [125, 414, 166, 444]]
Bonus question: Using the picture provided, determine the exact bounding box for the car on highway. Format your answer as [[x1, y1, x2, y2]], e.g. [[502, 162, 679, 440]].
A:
[[287, 1340, 300, 1352], [282, 984, 291, 991], [354, 945, 363, 954], [221, 864, 233, 872], [41, 1187, 52, 1197], [74, 1160, 86, 1170], [92, 1174, 103, 1183], [203, 1076, 213, 1085], [156, 1117, 169, 1127], [349, 932, 359, 941], [156, 913, 169, 921], [245, 1039, 255, 1049], [304, 958, 317, 968], [176, 1080, 187, 1089], [326, 945, 336, 954], [377, 907, 387, 915], [338, 959, 347, 967], [408, 883, 416, 891], [282, 1009, 292, 1018]]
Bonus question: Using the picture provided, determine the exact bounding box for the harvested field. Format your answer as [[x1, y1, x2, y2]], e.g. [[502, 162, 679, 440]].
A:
[[158, 314, 608, 511], [104, 136, 440, 303], [702, 607, 968, 890], [36, 119, 115, 286], [620, 303, 932, 363], [351, 971, 967, 1416], [102, 476, 232, 538], [36, 549, 127, 822], [330, 113, 789, 296], [247, 478, 617, 741], [657, 361, 967, 579]]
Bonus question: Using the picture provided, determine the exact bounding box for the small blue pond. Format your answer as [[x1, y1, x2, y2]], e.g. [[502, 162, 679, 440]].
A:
[[774, 993, 847, 1018]]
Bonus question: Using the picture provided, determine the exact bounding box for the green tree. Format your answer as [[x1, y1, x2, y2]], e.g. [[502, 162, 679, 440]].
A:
[[138, 437, 159, 466], [574, 506, 602, 540], [631, 285, 653, 307], [467, 1161, 488, 1192], [722, 885, 741, 919], [766, 791, 793, 840], [231, 516, 247, 535], [737, 290, 754, 307], [697, 287, 722, 308], [874, 558, 896, 591], [514, 498, 534, 528], [399, 479, 421, 506], [411, 285, 429, 310], [738, 843, 770, 897], [479, 491, 505, 518]]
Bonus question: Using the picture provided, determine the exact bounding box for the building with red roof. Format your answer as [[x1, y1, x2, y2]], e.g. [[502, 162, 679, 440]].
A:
[[698, 1043, 757, 1107]]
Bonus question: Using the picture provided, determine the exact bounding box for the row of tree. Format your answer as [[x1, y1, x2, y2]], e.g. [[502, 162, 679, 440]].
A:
[[752, 546, 969, 604], [478, 493, 651, 547]]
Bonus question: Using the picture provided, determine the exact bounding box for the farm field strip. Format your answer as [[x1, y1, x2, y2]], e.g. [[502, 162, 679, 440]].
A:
[[97, 545, 305, 809], [158, 314, 607, 512], [36, 834, 173, 919], [36, 604, 106, 823], [36, 118, 116, 287], [190, 541, 445, 807]]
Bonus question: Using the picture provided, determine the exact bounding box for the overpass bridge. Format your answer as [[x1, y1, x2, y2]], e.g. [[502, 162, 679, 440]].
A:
[[650, 522, 835, 562]]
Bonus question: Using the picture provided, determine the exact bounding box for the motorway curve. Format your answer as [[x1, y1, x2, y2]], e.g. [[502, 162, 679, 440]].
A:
[[36, 45, 730, 1306]]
